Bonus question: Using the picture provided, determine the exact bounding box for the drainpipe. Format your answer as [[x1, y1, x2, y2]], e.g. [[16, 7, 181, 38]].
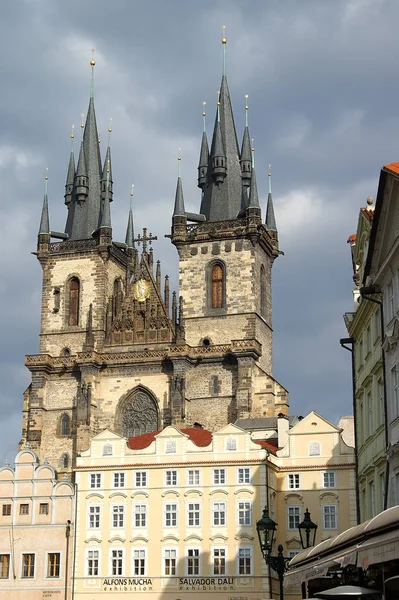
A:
[[65, 520, 71, 600], [265, 452, 273, 600], [339, 337, 360, 524], [359, 286, 389, 510]]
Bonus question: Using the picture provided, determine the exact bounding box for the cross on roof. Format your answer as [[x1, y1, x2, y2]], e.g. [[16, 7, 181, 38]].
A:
[[134, 228, 158, 253]]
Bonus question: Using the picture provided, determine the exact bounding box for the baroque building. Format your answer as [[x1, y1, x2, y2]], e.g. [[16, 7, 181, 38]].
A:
[[20, 40, 288, 473]]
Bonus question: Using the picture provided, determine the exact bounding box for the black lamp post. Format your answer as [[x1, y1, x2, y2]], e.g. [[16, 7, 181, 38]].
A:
[[298, 508, 318, 550], [256, 507, 290, 600]]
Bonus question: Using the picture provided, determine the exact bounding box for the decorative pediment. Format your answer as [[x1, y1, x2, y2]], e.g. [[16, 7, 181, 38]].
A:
[[320, 491, 339, 501], [209, 489, 228, 496], [131, 491, 149, 499], [108, 535, 126, 544], [109, 492, 127, 499], [86, 493, 104, 500], [131, 536, 148, 543], [161, 490, 180, 498], [234, 533, 254, 541], [184, 489, 203, 497], [234, 488, 254, 496], [184, 534, 203, 542], [161, 535, 179, 543]]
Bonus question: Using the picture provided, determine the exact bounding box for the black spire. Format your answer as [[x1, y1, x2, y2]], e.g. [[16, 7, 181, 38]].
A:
[[200, 73, 243, 221], [64, 142, 75, 207], [265, 171, 277, 231], [173, 174, 185, 217], [125, 187, 135, 249], [39, 176, 50, 235], [197, 131, 209, 189], [240, 127, 252, 189], [64, 56, 104, 239]]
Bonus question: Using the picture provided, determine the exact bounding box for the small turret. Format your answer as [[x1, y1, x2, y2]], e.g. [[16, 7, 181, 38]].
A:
[[211, 102, 227, 186], [197, 102, 209, 189], [39, 170, 50, 235], [240, 95, 252, 188], [75, 142, 89, 204], [265, 167, 277, 232], [64, 126, 75, 207], [125, 186, 135, 250], [101, 120, 113, 204]]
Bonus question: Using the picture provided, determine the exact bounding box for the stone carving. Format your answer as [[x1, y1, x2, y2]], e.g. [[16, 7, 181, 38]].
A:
[[122, 392, 158, 438]]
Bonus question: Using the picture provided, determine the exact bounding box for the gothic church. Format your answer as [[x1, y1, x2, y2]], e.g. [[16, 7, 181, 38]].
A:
[[20, 42, 288, 474]]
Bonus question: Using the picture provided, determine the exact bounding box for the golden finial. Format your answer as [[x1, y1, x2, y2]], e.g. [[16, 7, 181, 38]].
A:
[[108, 117, 113, 133], [251, 138, 255, 152], [221, 25, 227, 44], [98, 129, 102, 144], [202, 101, 206, 117], [70, 124, 75, 139], [45, 167, 49, 181], [130, 184, 135, 197], [178, 148, 182, 177], [106, 159, 110, 173], [268, 164, 272, 177], [178, 147, 181, 161], [80, 114, 85, 129], [90, 48, 96, 67], [245, 94, 249, 110], [217, 90, 221, 107]]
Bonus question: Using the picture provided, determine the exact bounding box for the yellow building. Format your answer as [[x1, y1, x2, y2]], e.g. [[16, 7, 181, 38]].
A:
[[73, 424, 274, 600], [0, 447, 74, 600]]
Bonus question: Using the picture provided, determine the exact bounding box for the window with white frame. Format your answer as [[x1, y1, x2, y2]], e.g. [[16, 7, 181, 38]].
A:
[[46, 552, 60, 578], [164, 503, 178, 527], [165, 470, 178, 486], [88, 505, 101, 529], [102, 444, 113, 456], [187, 548, 200, 575], [133, 504, 147, 528], [90, 473, 102, 488], [163, 548, 177, 575], [113, 472, 125, 488], [237, 468, 251, 484], [187, 469, 200, 486], [87, 549, 99, 576], [0, 554, 10, 579], [308, 441, 320, 456], [226, 437, 237, 451], [288, 473, 300, 489], [322, 504, 338, 529], [134, 471, 148, 488], [133, 549, 146, 576], [21, 553, 35, 578], [212, 548, 226, 575], [212, 501, 226, 526], [237, 501, 251, 526], [112, 505, 125, 528], [187, 502, 200, 526], [237, 547, 252, 575], [287, 505, 301, 530], [391, 366, 398, 420], [322, 471, 336, 488], [111, 549, 123, 576], [213, 468, 226, 485], [165, 440, 176, 454]]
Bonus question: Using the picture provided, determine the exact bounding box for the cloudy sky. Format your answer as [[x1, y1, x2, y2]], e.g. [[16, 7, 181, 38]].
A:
[[0, 0, 397, 463]]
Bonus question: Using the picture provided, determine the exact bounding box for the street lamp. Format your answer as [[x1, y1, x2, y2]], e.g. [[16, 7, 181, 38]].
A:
[[256, 508, 289, 600], [298, 508, 318, 549]]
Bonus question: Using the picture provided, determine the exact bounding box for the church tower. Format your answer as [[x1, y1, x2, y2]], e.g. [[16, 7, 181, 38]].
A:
[[21, 43, 288, 475], [170, 34, 288, 429]]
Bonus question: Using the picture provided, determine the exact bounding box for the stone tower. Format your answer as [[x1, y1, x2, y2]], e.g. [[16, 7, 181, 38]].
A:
[[20, 46, 288, 475]]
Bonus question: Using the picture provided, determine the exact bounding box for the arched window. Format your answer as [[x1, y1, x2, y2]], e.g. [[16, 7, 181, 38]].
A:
[[211, 264, 224, 309], [60, 414, 70, 436], [260, 265, 267, 318], [68, 278, 80, 326], [60, 453, 69, 469], [118, 390, 159, 438]]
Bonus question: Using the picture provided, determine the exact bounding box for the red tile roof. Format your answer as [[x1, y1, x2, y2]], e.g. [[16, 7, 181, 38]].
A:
[[384, 161, 399, 175], [253, 438, 278, 454], [128, 428, 213, 450], [347, 233, 356, 243]]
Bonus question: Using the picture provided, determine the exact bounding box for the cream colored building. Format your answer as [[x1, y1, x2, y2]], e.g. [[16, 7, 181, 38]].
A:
[[264, 412, 356, 599], [0, 447, 74, 599], [73, 424, 274, 600]]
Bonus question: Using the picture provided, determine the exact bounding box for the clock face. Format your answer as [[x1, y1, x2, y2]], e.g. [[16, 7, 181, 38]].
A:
[[132, 278, 151, 303]]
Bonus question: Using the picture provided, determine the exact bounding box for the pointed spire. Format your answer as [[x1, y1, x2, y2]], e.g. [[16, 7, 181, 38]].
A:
[[101, 119, 113, 203], [211, 93, 227, 185], [173, 152, 186, 217], [65, 126, 75, 206], [200, 35, 242, 221], [39, 169, 50, 234], [100, 162, 112, 229], [240, 95, 252, 188], [197, 102, 209, 189], [248, 166, 260, 208], [265, 166, 277, 231], [125, 185, 135, 249], [74, 141, 89, 203]]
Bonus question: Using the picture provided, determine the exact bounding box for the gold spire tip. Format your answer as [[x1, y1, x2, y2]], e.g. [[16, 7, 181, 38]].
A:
[[217, 90, 220, 106], [130, 184, 134, 197], [202, 101, 206, 116], [45, 167, 49, 181], [251, 138, 255, 151], [106, 159, 110, 173], [70, 124, 75, 139], [178, 147, 181, 161], [98, 129, 102, 143], [268, 165, 272, 177], [245, 94, 249, 110], [108, 117, 112, 133], [80, 114, 85, 129], [221, 25, 227, 44], [90, 48, 96, 67]]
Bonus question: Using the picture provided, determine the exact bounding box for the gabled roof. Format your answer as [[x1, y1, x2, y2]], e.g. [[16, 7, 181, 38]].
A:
[[128, 428, 212, 450]]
